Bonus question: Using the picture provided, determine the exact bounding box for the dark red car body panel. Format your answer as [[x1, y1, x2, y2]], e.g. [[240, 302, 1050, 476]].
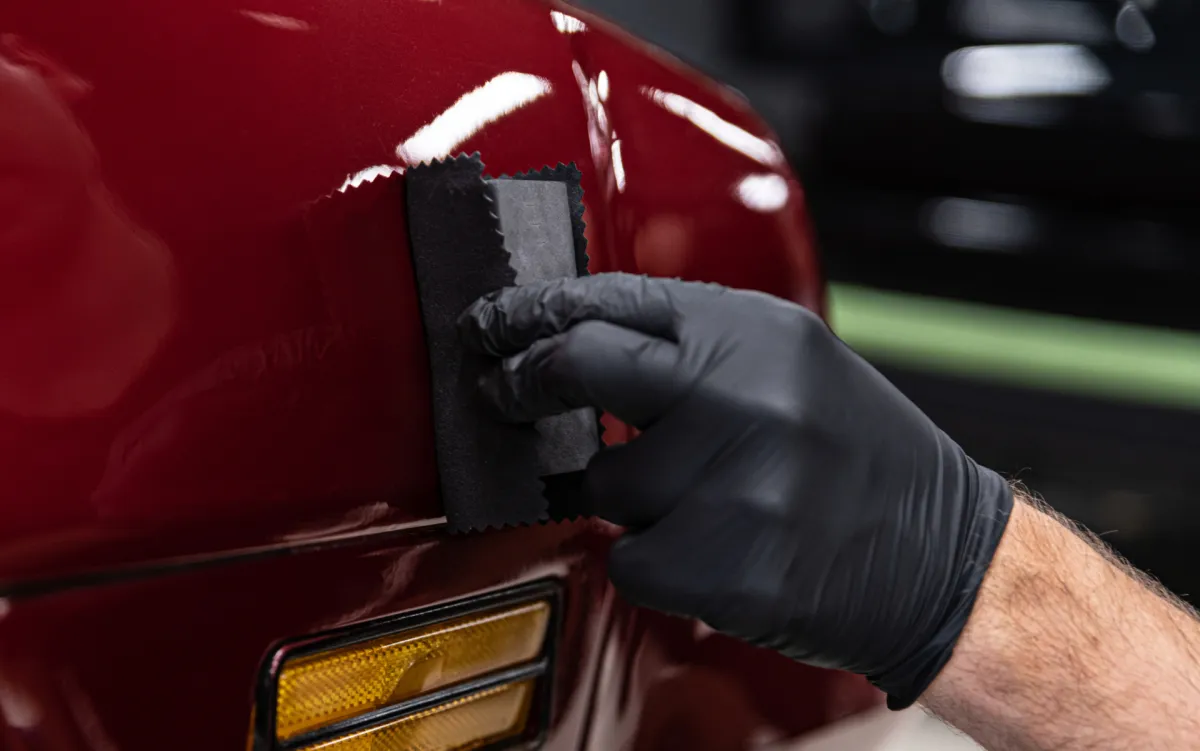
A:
[[0, 0, 878, 747]]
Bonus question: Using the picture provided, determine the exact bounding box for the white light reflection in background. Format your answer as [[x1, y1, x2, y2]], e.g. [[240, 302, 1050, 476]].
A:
[[923, 197, 1037, 252], [395, 72, 553, 165], [952, 0, 1110, 44], [1115, 2, 1156, 51], [641, 87, 786, 168], [942, 44, 1111, 99], [735, 174, 790, 213]]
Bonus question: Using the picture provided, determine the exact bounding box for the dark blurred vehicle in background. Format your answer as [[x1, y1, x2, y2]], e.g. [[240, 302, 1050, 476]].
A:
[[573, 0, 1200, 595]]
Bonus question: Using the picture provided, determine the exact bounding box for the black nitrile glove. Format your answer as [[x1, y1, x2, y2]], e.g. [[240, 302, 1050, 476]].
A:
[[458, 273, 1013, 708]]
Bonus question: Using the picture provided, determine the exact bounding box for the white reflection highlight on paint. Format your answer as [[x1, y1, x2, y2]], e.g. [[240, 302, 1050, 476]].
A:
[[395, 72, 552, 165], [735, 173, 790, 213], [942, 44, 1110, 99], [0, 676, 38, 730], [597, 70, 610, 102], [642, 87, 785, 168], [551, 10, 588, 34], [611, 139, 627, 192], [238, 9, 313, 31], [337, 164, 405, 194], [573, 62, 609, 171], [583, 73, 609, 137]]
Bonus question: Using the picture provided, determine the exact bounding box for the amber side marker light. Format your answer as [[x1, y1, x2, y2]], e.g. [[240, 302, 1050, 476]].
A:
[[255, 583, 558, 751], [298, 681, 535, 751]]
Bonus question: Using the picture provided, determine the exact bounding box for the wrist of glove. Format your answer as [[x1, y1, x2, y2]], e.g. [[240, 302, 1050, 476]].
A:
[[458, 273, 1014, 708]]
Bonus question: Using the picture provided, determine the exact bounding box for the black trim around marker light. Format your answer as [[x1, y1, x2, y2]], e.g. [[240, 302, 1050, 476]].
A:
[[252, 580, 563, 751]]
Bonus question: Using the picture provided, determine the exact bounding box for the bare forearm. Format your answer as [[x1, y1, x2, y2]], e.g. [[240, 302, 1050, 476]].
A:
[[923, 494, 1200, 750]]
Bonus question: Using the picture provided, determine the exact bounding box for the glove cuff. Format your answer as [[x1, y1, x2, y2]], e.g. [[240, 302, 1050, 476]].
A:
[[876, 462, 1015, 709]]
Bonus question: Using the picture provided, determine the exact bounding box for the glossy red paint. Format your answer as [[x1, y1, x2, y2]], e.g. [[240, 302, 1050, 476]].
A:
[[0, 0, 872, 748]]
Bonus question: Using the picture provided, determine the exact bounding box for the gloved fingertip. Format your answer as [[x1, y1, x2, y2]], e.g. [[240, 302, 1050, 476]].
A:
[[456, 298, 491, 352], [606, 542, 666, 614], [605, 535, 642, 598], [474, 365, 525, 423], [459, 284, 531, 350]]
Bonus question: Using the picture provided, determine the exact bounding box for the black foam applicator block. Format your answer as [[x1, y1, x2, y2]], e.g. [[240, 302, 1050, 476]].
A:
[[406, 154, 598, 532]]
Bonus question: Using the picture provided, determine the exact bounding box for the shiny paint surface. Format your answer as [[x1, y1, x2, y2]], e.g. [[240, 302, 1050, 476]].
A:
[[0, 0, 874, 748]]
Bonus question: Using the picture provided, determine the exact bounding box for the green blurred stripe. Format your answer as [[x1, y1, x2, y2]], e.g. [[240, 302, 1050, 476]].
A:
[[828, 284, 1200, 411]]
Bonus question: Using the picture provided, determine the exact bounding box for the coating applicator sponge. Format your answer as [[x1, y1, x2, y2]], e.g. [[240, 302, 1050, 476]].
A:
[[406, 154, 598, 532]]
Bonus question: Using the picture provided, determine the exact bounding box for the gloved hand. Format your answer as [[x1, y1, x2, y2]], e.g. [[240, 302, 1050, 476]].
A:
[[458, 273, 1013, 708]]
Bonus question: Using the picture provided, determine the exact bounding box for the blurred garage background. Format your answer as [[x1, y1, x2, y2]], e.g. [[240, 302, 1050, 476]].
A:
[[570, 0, 1200, 600]]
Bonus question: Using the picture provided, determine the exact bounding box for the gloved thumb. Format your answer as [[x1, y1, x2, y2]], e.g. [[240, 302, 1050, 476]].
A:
[[607, 533, 665, 612], [606, 512, 706, 619]]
